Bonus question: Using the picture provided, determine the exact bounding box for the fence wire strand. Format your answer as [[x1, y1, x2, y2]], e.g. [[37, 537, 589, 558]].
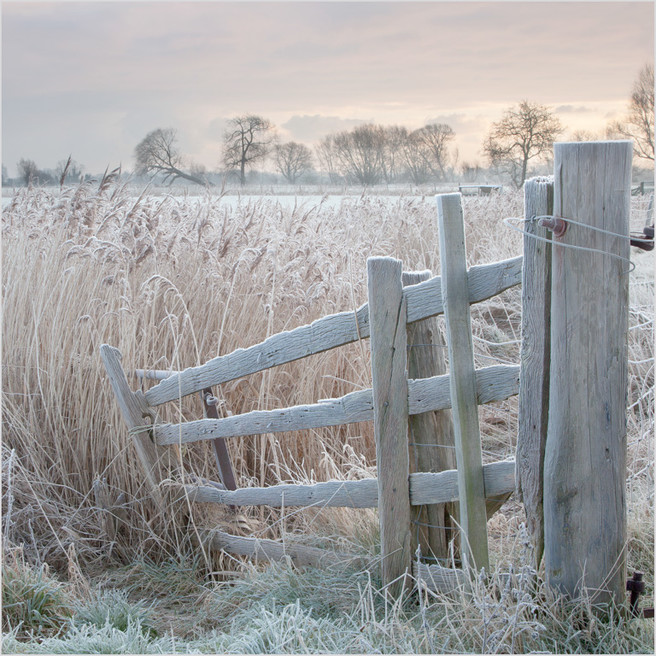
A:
[[503, 215, 637, 273]]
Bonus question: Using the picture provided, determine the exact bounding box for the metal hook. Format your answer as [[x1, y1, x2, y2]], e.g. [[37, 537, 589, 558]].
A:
[[538, 215, 568, 237]]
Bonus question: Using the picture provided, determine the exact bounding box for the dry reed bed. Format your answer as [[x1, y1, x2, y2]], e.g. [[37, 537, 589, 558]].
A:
[[2, 180, 653, 576]]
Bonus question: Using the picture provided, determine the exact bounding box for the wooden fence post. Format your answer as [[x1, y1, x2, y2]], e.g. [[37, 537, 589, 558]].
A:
[[403, 270, 457, 564], [543, 141, 632, 607], [517, 176, 553, 568], [436, 193, 489, 573], [368, 257, 412, 597]]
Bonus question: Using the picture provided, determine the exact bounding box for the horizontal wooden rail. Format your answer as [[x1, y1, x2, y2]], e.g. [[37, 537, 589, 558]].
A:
[[200, 531, 477, 594], [412, 459, 515, 505], [182, 478, 378, 508], [153, 364, 519, 446], [144, 256, 522, 406], [135, 369, 172, 381], [202, 525, 473, 592], [173, 459, 515, 508], [197, 528, 366, 568], [197, 529, 487, 593], [414, 561, 468, 593]]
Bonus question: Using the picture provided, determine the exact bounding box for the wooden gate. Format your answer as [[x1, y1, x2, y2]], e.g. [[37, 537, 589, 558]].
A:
[[101, 191, 520, 595], [102, 141, 633, 606]]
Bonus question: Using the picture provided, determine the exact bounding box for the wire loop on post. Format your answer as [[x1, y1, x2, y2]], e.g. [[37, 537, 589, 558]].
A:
[[503, 216, 636, 273]]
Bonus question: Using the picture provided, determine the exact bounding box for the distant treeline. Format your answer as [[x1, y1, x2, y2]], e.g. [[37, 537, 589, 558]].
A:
[[6, 65, 653, 190]]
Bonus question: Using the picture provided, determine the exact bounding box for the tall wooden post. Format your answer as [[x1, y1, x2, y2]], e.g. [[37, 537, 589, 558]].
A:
[[367, 257, 412, 597], [543, 141, 632, 607], [517, 176, 553, 568], [437, 193, 489, 573], [403, 270, 457, 563]]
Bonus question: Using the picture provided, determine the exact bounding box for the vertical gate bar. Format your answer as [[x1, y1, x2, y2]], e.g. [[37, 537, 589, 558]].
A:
[[367, 256, 412, 597], [403, 269, 457, 564], [516, 176, 554, 568], [436, 193, 489, 573], [100, 344, 165, 509]]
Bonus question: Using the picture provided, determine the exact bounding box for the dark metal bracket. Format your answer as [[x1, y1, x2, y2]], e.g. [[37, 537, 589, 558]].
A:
[[630, 225, 654, 251], [627, 571, 654, 619]]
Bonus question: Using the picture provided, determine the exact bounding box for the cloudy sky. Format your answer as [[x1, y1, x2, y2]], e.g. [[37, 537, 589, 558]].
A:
[[2, 1, 653, 177]]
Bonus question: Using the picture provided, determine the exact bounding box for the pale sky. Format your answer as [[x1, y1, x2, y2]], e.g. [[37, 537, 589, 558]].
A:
[[2, 1, 654, 177]]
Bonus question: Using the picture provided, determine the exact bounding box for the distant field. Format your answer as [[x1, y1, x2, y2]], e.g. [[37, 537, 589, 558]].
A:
[[2, 182, 653, 652], [0, 180, 477, 205]]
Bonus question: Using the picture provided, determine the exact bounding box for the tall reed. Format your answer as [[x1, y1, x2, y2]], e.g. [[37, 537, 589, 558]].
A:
[[2, 182, 652, 576]]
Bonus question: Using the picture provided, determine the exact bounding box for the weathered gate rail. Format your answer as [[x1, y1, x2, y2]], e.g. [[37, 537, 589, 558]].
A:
[[149, 364, 519, 446], [138, 255, 522, 407]]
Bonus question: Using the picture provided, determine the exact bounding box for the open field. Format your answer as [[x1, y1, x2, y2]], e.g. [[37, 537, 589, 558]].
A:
[[2, 180, 653, 652]]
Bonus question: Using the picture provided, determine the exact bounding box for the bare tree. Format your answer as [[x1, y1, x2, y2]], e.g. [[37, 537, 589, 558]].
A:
[[415, 123, 456, 181], [460, 161, 483, 183], [222, 115, 274, 185], [315, 135, 341, 183], [17, 159, 40, 186], [273, 141, 314, 183], [608, 64, 654, 161], [569, 129, 602, 142], [135, 128, 208, 186], [313, 120, 454, 186], [332, 124, 387, 186], [380, 125, 409, 183], [484, 101, 563, 188], [399, 130, 431, 184]]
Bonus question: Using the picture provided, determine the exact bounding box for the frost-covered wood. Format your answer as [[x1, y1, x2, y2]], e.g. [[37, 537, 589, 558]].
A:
[[458, 255, 523, 318], [409, 364, 519, 416], [437, 193, 489, 572], [144, 257, 522, 406], [100, 344, 165, 508], [404, 269, 456, 563], [199, 528, 363, 568], [411, 460, 515, 506], [368, 257, 412, 597], [414, 561, 468, 594], [403, 255, 522, 324], [135, 368, 173, 381], [516, 176, 553, 568], [174, 460, 515, 509], [544, 141, 631, 606], [180, 478, 379, 508], [155, 387, 373, 445], [153, 364, 519, 446]]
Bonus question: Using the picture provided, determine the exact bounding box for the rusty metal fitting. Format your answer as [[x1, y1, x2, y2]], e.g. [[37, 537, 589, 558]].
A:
[[538, 216, 568, 237], [203, 391, 219, 406], [630, 224, 654, 251], [627, 571, 646, 617]]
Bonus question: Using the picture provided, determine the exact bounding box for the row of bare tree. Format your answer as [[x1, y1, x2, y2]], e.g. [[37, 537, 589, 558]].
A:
[[134, 105, 545, 189], [136, 63, 653, 189], [315, 123, 456, 186], [9, 156, 84, 188], [8, 65, 652, 190]]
